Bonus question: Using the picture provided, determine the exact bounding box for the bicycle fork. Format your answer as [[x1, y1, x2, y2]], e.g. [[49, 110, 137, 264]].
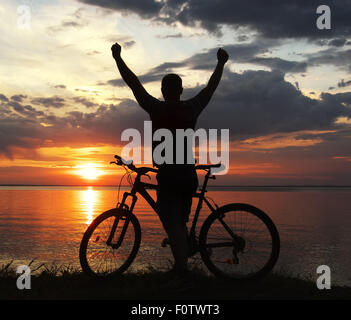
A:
[[106, 193, 137, 249], [106, 215, 130, 249]]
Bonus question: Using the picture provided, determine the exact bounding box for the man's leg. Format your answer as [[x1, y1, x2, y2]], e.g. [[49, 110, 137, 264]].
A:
[[157, 191, 189, 274], [156, 166, 197, 274], [166, 220, 189, 273]]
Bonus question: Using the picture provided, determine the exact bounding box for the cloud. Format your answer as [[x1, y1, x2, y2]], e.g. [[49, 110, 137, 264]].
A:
[[247, 57, 307, 74], [10, 94, 27, 102], [0, 102, 45, 159], [47, 19, 88, 34], [78, 0, 351, 40], [86, 50, 101, 56], [31, 96, 66, 109], [104, 35, 137, 51], [104, 60, 185, 87], [45, 6, 93, 35], [53, 84, 67, 89], [8, 101, 45, 118], [72, 96, 99, 108], [157, 33, 184, 39], [314, 37, 350, 47], [104, 40, 307, 87], [188, 69, 351, 138], [2, 68, 351, 160], [0, 93, 9, 102], [80, 0, 162, 19], [338, 79, 351, 88], [328, 38, 348, 47], [123, 40, 136, 48], [305, 48, 351, 72]]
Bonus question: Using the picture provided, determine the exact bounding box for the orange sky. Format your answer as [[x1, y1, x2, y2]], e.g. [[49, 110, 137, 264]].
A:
[[1, 0, 351, 186]]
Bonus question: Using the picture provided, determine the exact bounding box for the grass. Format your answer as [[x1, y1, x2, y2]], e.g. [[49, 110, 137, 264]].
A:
[[1, 260, 350, 300]]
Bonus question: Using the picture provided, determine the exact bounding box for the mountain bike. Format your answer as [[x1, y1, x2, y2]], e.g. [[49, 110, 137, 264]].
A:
[[79, 155, 280, 282]]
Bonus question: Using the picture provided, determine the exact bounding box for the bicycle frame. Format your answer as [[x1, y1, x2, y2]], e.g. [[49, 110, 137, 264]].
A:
[[107, 166, 245, 254], [114, 168, 219, 244]]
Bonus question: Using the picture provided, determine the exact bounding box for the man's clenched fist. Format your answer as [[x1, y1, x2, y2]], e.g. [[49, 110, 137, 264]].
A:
[[111, 42, 121, 60], [217, 48, 229, 64]]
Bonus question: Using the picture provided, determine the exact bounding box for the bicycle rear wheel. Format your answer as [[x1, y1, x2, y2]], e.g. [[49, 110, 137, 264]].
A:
[[199, 203, 280, 282], [79, 208, 141, 278]]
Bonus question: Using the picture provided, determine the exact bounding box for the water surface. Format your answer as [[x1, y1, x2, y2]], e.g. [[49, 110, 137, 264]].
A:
[[0, 185, 350, 286]]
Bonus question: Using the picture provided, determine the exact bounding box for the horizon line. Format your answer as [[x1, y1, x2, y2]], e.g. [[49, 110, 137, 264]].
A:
[[1, 184, 351, 188]]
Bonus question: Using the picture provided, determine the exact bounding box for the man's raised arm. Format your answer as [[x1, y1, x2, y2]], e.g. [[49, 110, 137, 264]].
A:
[[111, 42, 153, 110], [196, 48, 229, 107]]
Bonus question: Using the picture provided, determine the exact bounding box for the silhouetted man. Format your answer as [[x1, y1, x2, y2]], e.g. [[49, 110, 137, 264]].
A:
[[112, 42, 229, 275]]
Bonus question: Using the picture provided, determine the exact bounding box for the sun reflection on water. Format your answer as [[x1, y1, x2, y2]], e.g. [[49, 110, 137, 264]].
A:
[[82, 187, 97, 225]]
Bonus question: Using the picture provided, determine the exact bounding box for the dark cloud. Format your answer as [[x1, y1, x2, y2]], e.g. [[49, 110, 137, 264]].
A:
[[8, 101, 45, 118], [236, 34, 250, 42], [181, 40, 281, 70], [157, 33, 184, 39], [124, 40, 136, 48], [328, 91, 351, 106], [53, 84, 67, 89], [247, 57, 307, 74], [304, 48, 351, 71], [80, 0, 162, 18], [78, 0, 351, 40], [338, 79, 351, 88], [10, 94, 27, 102], [2, 68, 351, 160], [0, 98, 139, 158], [37, 99, 148, 148], [186, 70, 351, 138], [105, 40, 306, 87], [31, 96, 66, 109], [72, 96, 99, 108], [0, 94, 9, 102], [104, 35, 137, 51], [61, 21, 83, 28], [104, 61, 185, 87], [0, 102, 45, 159], [328, 38, 348, 47]]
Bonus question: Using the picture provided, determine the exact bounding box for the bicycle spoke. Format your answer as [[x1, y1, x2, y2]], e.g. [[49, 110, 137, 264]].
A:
[[201, 205, 279, 281], [81, 211, 139, 277]]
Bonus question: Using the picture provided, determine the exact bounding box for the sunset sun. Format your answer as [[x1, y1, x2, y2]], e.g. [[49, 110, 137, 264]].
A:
[[75, 164, 104, 180]]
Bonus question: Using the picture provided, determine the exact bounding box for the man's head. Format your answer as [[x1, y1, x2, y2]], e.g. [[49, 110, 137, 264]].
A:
[[161, 73, 183, 101]]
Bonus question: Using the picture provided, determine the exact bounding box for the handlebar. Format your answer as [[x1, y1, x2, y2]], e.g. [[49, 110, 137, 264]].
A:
[[195, 163, 221, 171], [110, 155, 158, 175], [111, 155, 221, 174]]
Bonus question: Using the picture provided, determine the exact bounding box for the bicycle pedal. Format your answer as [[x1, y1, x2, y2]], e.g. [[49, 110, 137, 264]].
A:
[[161, 238, 170, 247]]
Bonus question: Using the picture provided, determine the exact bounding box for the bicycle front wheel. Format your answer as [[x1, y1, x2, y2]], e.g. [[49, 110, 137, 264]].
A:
[[79, 208, 141, 278], [199, 203, 280, 282]]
